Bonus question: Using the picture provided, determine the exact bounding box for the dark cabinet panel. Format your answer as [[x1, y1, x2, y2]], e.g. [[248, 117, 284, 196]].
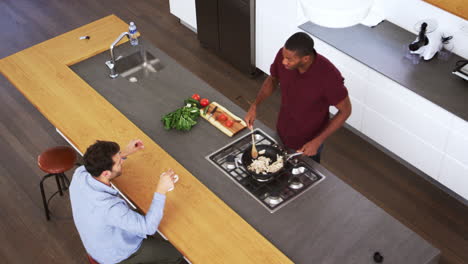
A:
[[195, 0, 256, 75], [195, 0, 220, 51]]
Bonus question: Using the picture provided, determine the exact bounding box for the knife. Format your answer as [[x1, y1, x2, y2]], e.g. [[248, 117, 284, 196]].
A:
[[207, 106, 218, 120]]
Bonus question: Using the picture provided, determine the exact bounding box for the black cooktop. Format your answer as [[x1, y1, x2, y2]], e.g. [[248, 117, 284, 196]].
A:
[[206, 129, 325, 213]]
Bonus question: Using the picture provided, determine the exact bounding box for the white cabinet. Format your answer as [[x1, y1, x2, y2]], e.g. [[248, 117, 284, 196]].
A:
[[330, 97, 364, 131], [169, 0, 197, 30], [362, 107, 444, 178], [341, 67, 369, 104], [439, 155, 468, 199], [365, 73, 451, 151], [445, 116, 468, 166], [347, 98, 364, 130]]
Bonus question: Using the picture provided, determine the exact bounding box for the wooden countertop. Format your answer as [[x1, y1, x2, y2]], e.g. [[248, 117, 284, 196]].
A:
[[0, 15, 292, 264]]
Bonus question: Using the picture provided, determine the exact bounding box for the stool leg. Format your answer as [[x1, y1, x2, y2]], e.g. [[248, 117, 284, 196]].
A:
[[59, 173, 67, 191], [40, 174, 53, 221], [55, 174, 63, 196], [62, 173, 71, 190]]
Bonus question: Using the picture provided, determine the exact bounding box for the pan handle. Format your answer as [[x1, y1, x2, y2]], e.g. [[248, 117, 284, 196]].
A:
[[285, 152, 303, 161]]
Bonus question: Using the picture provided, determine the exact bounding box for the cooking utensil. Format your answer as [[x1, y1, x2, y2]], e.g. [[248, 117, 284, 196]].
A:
[[207, 106, 218, 120], [251, 129, 258, 159], [241, 144, 285, 182], [285, 152, 303, 161], [241, 144, 306, 182]]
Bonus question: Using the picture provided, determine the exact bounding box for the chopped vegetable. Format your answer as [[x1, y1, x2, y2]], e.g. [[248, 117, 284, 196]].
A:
[[203, 105, 210, 115], [200, 98, 210, 107], [184, 98, 201, 109], [191, 93, 201, 101], [224, 119, 234, 127], [217, 113, 228, 121]]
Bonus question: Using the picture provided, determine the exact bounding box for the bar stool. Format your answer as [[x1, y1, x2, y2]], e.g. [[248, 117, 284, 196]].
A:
[[87, 254, 99, 264], [38, 146, 77, 221]]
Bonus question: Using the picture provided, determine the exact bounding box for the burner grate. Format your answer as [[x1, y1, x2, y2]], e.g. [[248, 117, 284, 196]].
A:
[[206, 129, 325, 213]]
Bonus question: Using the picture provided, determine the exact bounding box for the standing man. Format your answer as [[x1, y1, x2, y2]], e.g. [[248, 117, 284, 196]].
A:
[[245, 32, 352, 163], [70, 139, 183, 264]]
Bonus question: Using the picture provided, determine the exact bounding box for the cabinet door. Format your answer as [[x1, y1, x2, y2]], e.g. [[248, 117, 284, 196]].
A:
[[362, 106, 444, 178], [365, 72, 451, 152], [439, 155, 468, 200], [195, 0, 219, 50], [330, 97, 364, 131], [169, 0, 198, 30], [341, 68, 369, 104], [218, 0, 252, 73], [444, 116, 468, 166]]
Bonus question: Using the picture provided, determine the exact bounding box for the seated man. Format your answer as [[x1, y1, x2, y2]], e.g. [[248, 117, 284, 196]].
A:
[[69, 139, 183, 264]]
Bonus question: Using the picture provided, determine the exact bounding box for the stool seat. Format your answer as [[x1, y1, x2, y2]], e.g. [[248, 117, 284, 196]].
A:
[[38, 146, 77, 174]]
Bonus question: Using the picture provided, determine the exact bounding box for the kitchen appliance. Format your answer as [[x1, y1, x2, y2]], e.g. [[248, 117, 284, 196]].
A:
[[453, 60, 468, 81], [408, 20, 444, 61], [195, 0, 257, 75], [206, 129, 325, 213]]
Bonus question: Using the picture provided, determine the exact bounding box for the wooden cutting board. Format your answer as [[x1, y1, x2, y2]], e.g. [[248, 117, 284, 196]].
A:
[[200, 102, 247, 137]]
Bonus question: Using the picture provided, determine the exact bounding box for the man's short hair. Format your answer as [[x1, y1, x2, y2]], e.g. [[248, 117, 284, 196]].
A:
[[83, 140, 120, 177], [284, 32, 315, 57]]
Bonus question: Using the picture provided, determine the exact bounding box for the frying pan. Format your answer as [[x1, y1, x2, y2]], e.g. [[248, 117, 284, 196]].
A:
[[241, 144, 285, 182]]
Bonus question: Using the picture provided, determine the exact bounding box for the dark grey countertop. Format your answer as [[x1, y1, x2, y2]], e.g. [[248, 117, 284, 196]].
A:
[[300, 21, 468, 121], [70, 40, 440, 264]]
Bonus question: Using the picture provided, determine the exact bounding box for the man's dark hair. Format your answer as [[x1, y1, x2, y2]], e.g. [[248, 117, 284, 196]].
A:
[[83, 140, 120, 177], [284, 32, 316, 57]]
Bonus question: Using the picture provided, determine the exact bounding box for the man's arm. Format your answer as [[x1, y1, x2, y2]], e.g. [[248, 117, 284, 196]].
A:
[[120, 139, 144, 158], [298, 96, 352, 156], [106, 193, 165, 237], [106, 170, 176, 236], [244, 75, 279, 129]]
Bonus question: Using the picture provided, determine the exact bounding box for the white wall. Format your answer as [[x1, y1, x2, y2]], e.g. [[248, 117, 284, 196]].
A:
[[374, 0, 468, 59]]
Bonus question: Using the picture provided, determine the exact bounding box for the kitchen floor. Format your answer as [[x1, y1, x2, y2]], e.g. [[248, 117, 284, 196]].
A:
[[0, 0, 466, 263]]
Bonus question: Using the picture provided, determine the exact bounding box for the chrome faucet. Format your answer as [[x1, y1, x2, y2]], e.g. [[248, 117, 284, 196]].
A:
[[105, 32, 131, 79]]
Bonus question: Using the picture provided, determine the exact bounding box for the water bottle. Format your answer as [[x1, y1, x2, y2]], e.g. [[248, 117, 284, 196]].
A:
[[129, 22, 138, 46]]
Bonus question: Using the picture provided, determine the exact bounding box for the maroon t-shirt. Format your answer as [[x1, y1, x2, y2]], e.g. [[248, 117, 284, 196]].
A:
[[270, 48, 348, 150]]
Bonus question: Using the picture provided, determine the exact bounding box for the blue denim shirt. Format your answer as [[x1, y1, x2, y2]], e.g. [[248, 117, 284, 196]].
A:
[[70, 166, 166, 264]]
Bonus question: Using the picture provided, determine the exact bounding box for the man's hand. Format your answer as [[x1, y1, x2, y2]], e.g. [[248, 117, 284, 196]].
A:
[[156, 169, 177, 195], [244, 104, 257, 129], [297, 138, 322, 156], [122, 139, 144, 158]]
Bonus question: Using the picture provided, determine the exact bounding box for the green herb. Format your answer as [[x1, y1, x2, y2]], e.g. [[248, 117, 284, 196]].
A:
[[162, 105, 200, 131]]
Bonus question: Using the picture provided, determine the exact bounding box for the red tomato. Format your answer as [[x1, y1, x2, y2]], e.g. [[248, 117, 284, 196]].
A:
[[191, 94, 201, 101], [224, 119, 234, 127], [217, 113, 228, 121], [200, 98, 210, 107]]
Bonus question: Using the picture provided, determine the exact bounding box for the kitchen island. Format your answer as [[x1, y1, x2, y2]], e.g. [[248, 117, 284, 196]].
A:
[[0, 15, 440, 263]]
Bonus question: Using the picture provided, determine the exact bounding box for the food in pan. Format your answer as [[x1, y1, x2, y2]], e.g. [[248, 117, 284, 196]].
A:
[[247, 155, 284, 174]]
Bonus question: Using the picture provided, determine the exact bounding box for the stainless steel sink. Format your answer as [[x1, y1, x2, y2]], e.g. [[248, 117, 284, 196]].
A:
[[114, 51, 164, 82]]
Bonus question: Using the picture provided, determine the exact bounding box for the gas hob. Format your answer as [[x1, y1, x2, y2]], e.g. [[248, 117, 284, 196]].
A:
[[206, 129, 325, 213]]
